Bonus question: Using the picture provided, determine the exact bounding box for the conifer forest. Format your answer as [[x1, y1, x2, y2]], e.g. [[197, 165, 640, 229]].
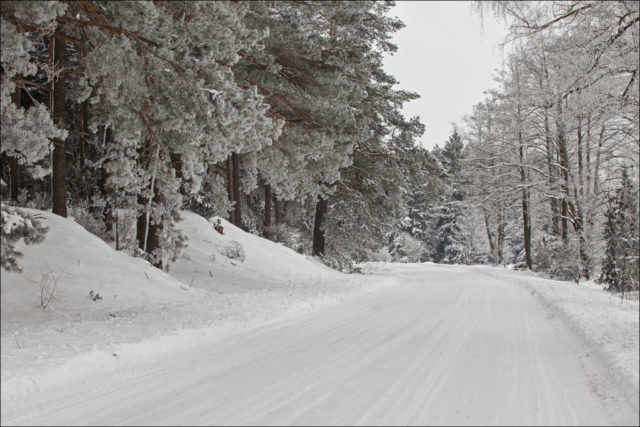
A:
[[1, 1, 638, 293]]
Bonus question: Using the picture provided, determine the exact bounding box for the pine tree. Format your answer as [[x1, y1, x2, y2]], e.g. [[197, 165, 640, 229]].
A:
[[599, 169, 639, 295], [430, 128, 466, 263], [1, 207, 49, 272]]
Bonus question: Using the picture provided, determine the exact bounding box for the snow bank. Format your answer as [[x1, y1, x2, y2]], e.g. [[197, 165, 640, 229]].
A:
[[1, 209, 395, 408], [473, 266, 640, 411]]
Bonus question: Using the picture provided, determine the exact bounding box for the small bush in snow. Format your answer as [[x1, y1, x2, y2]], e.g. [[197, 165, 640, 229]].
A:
[[1, 207, 49, 272], [223, 241, 245, 261], [27, 264, 69, 310], [321, 254, 360, 273], [360, 263, 395, 276]]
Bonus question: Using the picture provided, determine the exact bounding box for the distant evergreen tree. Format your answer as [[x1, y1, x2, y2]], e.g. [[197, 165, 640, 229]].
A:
[[429, 128, 466, 263], [598, 169, 639, 295], [389, 148, 442, 262], [440, 128, 465, 185]]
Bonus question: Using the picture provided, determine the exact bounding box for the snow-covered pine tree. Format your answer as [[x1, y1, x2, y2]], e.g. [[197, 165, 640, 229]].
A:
[[598, 169, 639, 296], [390, 148, 442, 262], [68, 1, 281, 267], [429, 127, 467, 264], [1, 2, 68, 193], [1, 207, 49, 272]]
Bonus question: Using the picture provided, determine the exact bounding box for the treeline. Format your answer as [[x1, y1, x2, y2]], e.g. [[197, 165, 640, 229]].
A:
[[1, 1, 430, 271], [394, 1, 639, 295]]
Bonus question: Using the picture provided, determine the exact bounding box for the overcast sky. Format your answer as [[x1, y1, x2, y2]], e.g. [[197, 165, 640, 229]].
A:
[[382, 1, 510, 150]]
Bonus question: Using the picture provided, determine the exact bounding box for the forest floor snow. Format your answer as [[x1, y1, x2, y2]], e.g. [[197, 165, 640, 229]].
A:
[[0, 207, 638, 425]]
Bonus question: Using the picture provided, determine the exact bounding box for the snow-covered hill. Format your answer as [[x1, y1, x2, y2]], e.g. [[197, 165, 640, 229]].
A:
[[0, 208, 394, 406]]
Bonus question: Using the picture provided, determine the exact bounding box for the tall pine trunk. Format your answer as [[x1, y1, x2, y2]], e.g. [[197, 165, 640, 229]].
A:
[[100, 125, 115, 232], [274, 196, 283, 226], [312, 195, 328, 257], [77, 99, 89, 202], [227, 155, 234, 224], [136, 188, 163, 269], [518, 139, 532, 270], [497, 203, 505, 265], [232, 152, 242, 228], [264, 183, 272, 239], [516, 85, 532, 270], [136, 143, 163, 269], [556, 99, 569, 246], [50, 36, 67, 218]]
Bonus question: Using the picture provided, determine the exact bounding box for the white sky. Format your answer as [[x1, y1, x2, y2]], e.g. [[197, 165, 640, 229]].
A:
[[382, 1, 510, 150]]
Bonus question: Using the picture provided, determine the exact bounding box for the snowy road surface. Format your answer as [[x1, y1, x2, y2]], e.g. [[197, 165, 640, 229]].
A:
[[2, 264, 637, 426]]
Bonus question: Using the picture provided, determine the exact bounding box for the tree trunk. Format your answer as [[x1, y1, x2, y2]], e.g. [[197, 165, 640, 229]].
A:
[[100, 126, 115, 233], [136, 193, 147, 251], [522, 187, 532, 269], [136, 179, 163, 268], [135, 142, 163, 269], [312, 195, 329, 257], [585, 115, 592, 200], [232, 152, 242, 227], [497, 204, 505, 265], [545, 108, 560, 236], [517, 85, 532, 270], [171, 153, 186, 196], [136, 188, 163, 269], [147, 189, 163, 269], [577, 118, 584, 199], [50, 36, 67, 218], [483, 209, 496, 264], [8, 157, 19, 204], [593, 123, 606, 196], [556, 100, 569, 246], [227, 155, 234, 224], [274, 195, 283, 226], [520, 145, 532, 270], [77, 99, 89, 202], [264, 183, 272, 239], [79, 99, 88, 171]]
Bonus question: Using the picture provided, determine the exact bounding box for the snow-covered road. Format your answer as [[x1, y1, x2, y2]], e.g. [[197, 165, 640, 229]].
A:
[[2, 264, 637, 426]]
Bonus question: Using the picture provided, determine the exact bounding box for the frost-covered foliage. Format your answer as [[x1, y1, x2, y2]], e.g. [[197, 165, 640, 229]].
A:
[[460, 0, 639, 283], [1, 207, 49, 272], [1, 2, 67, 176], [598, 170, 639, 295], [389, 232, 425, 264], [1, 1, 426, 272], [68, 203, 111, 242]]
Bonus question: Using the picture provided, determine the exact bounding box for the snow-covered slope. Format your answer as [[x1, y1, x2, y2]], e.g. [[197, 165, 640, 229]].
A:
[[0, 208, 394, 406], [167, 210, 344, 291], [1, 208, 199, 318]]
